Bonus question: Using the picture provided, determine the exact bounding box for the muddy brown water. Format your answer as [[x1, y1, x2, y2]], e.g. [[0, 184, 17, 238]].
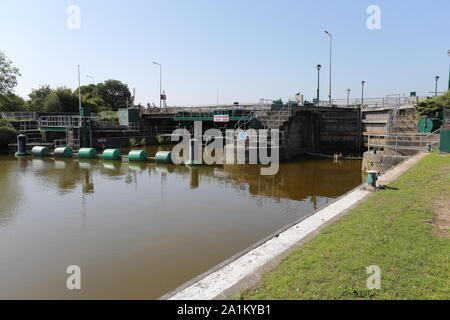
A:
[[0, 146, 362, 299]]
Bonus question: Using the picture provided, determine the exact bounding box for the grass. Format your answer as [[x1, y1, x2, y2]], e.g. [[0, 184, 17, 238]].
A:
[[237, 152, 450, 300]]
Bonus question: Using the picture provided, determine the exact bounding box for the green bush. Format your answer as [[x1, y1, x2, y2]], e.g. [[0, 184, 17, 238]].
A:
[[416, 90, 450, 117], [0, 126, 18, 148], [0, 118, 11, 127], [0, 94, 25, 112]]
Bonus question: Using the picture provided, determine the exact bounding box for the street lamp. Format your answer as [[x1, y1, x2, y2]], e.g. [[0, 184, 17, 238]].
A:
[[86, 75, 95, 85], [361, 81, 365, 108], [324, 31, 333, 107], [434, 76, 440, 97], [316, 64, 321, 106], [447, 50, 450, 91], [77, 65, 82, 112], [152, 61, 162, 108], [346, 88, 351, 106]]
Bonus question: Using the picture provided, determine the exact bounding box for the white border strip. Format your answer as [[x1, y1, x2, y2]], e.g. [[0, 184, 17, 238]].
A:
[[166, 152, 427, 300], [169, 189, 370, 300]]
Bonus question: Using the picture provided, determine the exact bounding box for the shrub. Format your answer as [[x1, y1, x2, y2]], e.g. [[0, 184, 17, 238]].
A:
[[416, 90, 450, 117], [0, 125, 18, 148]]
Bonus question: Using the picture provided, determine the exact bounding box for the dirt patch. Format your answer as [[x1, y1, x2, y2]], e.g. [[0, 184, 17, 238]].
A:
[[435, 199, 450, 238]]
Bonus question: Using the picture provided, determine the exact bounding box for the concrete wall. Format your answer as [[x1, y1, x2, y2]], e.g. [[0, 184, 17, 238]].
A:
[[281, 108, 359, 160]]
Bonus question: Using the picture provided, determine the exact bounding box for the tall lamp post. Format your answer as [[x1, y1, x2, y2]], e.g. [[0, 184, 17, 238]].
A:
[[346, 88, 351, 107], [324, 31, 333, 107], [447, 50, 450, 91], [361, 81, 365, 108], [434, 76, 440, 97], [316, 64, 321, 106], [77, 65, 82, 112], [152, 61, 162, 108]]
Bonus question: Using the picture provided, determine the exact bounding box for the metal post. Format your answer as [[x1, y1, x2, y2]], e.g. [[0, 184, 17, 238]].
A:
[[316, 64, 321, 106], [434, 76, 440, 97], [77, 65, 82, 111], [325, 31, 332, 107], [361, 81, 365, 108], [346, 88, 351, 107], [447, 50, 450, 91], [153, 62, 162, 108]]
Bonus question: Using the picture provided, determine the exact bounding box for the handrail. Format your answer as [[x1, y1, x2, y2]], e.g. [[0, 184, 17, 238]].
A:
[[367, 130, 441, 153]]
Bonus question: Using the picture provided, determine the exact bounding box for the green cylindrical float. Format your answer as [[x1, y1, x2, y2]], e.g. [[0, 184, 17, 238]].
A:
[[78, 148, 97, 159], [155, 151, 173, 164], [128, 150, 148, 162], [31, 146, 49, 157], [102, 149, 121, 161], [418, 117, 441, 134], [54, 147, 73, 158]]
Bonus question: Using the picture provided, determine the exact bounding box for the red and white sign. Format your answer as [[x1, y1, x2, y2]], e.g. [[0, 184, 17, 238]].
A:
[[214, 115, 229, 123]]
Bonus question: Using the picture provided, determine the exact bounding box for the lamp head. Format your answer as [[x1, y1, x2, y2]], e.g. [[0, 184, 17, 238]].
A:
[[316, 64, 322, 70]]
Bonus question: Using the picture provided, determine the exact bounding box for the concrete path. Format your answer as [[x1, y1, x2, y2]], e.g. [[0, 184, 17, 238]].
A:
[[163, 152, 428, 300]]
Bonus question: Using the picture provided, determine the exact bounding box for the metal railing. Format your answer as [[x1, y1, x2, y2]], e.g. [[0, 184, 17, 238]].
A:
[[367, 129, 441, 152], [1, 112, 38, 121], [317, 96, 412, 108], [383, 99, 401, 134], [264, 104, 292, 129], [39, 116, 89, 128]]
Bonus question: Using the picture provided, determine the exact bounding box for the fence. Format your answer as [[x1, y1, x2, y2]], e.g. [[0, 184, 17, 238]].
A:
[[367, 129, 441, 152]]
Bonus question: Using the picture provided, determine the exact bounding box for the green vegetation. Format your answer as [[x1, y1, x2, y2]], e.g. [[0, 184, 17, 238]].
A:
[[416, 90, 450, 117], [129, 137, 146, 148], [238, 153, 450, 300], [0, 51, 21, 95], [93, 80, 132, 111], [0, 94, 26, 112], [0, 51, 133, 113], [0, 118, 18, 148], [99, 111, 119, 121]]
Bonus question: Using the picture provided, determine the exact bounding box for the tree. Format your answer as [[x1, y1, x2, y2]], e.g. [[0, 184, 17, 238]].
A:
[[0, 94, 26, 112], [0, 51, 21, 95], [26, 85, 53, 112], [43, 87, 79, 113], [93, 80, 131, 111], [0, 118, 18, 148], [74, 84, 96, 100], [416, 90, 450, 117]]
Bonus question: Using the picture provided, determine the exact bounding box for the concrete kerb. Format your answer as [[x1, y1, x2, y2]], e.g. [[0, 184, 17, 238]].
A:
[[160, 152, 429, 300]]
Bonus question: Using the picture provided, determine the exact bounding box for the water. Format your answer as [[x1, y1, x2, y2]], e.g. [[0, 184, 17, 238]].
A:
[[0, 147, 362, 299]]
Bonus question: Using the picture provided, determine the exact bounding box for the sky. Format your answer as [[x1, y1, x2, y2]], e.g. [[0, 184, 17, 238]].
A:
[[0, 0, 449, 106]]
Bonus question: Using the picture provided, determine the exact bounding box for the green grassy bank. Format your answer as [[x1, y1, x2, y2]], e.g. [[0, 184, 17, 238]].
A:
[[238, 153, 450, 300]]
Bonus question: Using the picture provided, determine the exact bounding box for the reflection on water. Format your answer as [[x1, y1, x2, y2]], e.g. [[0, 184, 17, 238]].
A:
[[0, 146, 362, 299]]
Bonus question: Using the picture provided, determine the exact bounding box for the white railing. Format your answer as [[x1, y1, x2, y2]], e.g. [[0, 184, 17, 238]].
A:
[[264, 104, 292, 130], [40, 116, 89, 128], [320, 96, 411, 108], [1, 111, 38, 121], [367, 129, 441, 152], [384, 100, 401, 134]]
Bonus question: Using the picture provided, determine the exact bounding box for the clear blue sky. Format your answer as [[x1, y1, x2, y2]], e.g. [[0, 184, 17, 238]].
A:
[[1, 0, 449, 106]]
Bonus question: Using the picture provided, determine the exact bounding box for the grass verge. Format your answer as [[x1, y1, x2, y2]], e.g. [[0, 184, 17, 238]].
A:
[[237, 152, 450, 300]]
